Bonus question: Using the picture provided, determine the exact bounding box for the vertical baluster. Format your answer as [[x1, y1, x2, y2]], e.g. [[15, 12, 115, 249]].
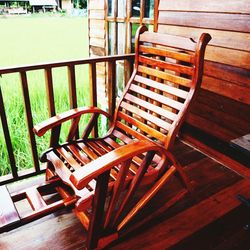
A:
[[125, 1, 132, 54], [107, 60, 116, 117], [67, 64, 79, 139], [0, 84, 18, 179], [20, 71, 40, 173], [154, 0, 160, 32], [44, 67, 56, 117], [140, 0, 145, 24], [113, 0, 118, 55], [67, 64, 77, 109], [86, 170, 110, 250], [89, 62, 98, 137], [124, 58, 133, 87]]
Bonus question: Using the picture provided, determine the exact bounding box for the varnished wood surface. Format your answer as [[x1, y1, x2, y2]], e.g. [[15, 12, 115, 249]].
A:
[[156, 0, 250, 171], [1, 141, 249, 250], [0, 186, 20, 228], [31, 27, 211, 248]]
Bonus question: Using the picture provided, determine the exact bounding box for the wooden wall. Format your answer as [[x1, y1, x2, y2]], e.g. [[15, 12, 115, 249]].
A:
[[156, 0, 250, 144], [88, 0, 107, 104]]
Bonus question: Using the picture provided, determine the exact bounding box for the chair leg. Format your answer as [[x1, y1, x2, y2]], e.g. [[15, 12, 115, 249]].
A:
[[86, 170, 110, 250], [174, 160, 194, 194]]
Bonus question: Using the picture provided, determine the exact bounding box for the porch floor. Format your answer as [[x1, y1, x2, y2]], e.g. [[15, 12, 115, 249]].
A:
[[1, 140, 250, 250]]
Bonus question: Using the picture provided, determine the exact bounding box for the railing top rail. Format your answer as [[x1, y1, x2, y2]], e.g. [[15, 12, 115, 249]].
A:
[[0, 54, 135, 75]]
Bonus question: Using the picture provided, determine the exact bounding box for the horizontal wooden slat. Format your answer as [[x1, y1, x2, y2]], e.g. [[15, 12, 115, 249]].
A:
[[158, 12, 250, 33], [89, 0, 105, 10], [130, 84, 183, 110], [89, 9, 105, 19], [196, 89, 250, 124], [116, 121, 153, 141], [138, 55, 194, 75], [56, 147, 82, 171], [47, 152, 72, 184], [77, 142, 98, 160], [26, 188, 46, 211], [89, 19, 105, 30], [159, 0, 250, 14], [201, 75, 250, 105], [205, 46, 250, 70], [85, 141, 107, 156], [0, 186, 20, 228], [204, 61, 250, 86], [90, 46, 106, 56], [120, 101, 172, 131], [89, 28, 105, 39], [191, 101, 249, 136], [139, 45, 194, 63], [140, 31, 197, 51], [130, 83, 184, 110], [112, 129, 134, 144], [124, 93, 177, 122], [89, 38, 105, 48], [67, 145, 90, 165], [117, 112, 167, 142], [0, 54, 134, 75], [138, 65, 192, 87], [186, 113, 239, 141], [135, 75, 189, 99], [94, 140, 113, 153], [158, 25, 250, 52]]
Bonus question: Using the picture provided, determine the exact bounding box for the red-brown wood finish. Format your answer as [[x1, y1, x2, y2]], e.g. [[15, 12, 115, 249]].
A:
[[33, 26, 211, 249]]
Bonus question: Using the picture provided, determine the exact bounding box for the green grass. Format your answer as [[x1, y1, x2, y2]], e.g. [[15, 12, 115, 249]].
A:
[[0, 15, 90, 175]]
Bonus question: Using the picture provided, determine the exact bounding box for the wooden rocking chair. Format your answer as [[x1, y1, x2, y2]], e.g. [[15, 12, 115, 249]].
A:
[[33, 26, 211, 249]]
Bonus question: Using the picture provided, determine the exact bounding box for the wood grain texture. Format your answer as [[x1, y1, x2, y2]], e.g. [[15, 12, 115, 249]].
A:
[[159, 0, 250, 14], [158, 25, 250, 52], [158, 12, 250, 32], [111, 179, 250, 250], [0, 186, 20, 228], [201, 75, 250, 104], [156, 0, 250, 150]]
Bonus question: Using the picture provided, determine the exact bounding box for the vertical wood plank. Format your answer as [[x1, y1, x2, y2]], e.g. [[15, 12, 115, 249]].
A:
[[154, 0, 160, 32], [67, 65, 77, 109], [89, 63, 97, 107], [89, 63, 98, 137], [44, 67, 56, 117], [107, 60, 116, 116], [112, 0, 118, 56], [140, 0, 145, 24], [20, 71, 40, 173], [68, 65, 79, 139], [0, 84, 18, 179], [126, 1, 132, 54], [86, 170, 110, 250], [124, 58, 133, 87]]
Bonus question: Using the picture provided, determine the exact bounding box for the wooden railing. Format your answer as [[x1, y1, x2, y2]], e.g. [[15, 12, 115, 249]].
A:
[[0, 54, 134, 185]]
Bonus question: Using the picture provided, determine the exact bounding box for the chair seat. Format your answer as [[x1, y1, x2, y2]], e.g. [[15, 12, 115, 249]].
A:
[[45, 128, 160, 199]]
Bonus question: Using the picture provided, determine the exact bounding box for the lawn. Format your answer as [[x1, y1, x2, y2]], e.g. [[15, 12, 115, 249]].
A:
[[0, 15, 90, 175]]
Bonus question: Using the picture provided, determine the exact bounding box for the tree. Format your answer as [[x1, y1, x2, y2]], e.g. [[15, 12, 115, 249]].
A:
[[73, 0, 87, 9]]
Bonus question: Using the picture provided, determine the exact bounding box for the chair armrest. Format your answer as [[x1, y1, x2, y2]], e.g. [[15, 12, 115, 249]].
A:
[[33, 107, 110, 137], [70, 140, 165, 190]]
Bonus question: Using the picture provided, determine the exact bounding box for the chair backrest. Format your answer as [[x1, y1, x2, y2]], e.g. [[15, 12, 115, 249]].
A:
[[114, 26, 211, 150]]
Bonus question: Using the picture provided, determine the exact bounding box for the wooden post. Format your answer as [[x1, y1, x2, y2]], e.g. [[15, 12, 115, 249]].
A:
[[89, 62, 98, 137], [0, 85, 18, 179], [86, 170, 110, 250], [107, 60, 116, 117], [20, 71, 40, 173], [44, 67, 56, 117]]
